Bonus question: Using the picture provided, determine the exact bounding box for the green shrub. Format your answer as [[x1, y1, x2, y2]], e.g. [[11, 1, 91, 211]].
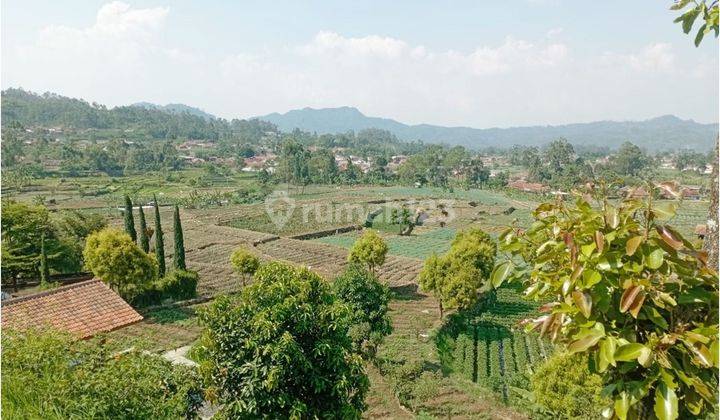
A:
[[531, 352, 607, 420], [1, 329, 203, 419], [158, 269, 198, 301]]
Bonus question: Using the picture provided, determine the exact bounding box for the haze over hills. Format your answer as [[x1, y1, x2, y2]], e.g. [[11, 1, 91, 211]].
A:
[[258, 107, 719, 151], [131, 102, 216, 121]]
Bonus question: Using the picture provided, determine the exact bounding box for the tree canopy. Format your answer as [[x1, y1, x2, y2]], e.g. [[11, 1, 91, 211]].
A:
[[198, 261, 369, 418]]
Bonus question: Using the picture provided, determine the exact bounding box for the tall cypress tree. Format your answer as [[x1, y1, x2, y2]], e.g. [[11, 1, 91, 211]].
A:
[[124, 195, 137, 242], [173, 205, 186, 270], [39, 233, 50, 284], [138, 204, 150, 253], [153, 194, 166, 277]]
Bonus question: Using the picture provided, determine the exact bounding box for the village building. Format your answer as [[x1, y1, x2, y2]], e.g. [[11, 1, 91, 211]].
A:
[[1, 279, 143, 339]]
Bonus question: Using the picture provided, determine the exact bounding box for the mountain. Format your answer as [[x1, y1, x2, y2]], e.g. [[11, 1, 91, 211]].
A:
[[132, 102, 216, 120], [258, 107, 719, 151]]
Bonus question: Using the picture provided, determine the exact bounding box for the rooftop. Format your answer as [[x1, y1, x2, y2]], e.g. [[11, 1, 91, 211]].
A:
[[1, 279, 142, 339]]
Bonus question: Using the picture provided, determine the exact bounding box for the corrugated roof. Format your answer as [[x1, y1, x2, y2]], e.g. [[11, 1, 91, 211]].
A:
[[1, 279, 142, 339]]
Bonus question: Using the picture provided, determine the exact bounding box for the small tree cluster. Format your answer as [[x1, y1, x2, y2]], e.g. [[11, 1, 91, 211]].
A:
[[348, 229, 388, 274], [419, 228, 497, 318]]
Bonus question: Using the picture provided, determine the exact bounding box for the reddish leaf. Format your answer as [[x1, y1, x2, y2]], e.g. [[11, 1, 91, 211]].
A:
[[628, 289, 646, 318], [572, 290, 592, 318], [620, 285, 642, 313], [656, 226, 683, 250], [595, 231, 605, 254]]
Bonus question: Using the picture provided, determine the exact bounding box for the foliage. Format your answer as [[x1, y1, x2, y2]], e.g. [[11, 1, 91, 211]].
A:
[[348, 229, 388, 273], [419, 228, 497, 317], [229, 246, 260, 286], [83, 228, 158, 298], [671, 0, 719, 46], [138, 204, 150, 253], [172, 205, 186, 270], [1, 329, 202, 419], [1, 201, 87, 282], [197, 262, 369, 419], [153, 194, 166, 277], [333, 264, 392, 356], [531, 352, 608, 419], [157, 269, 198, 301], [123, 195, 137, 242], [492, 190, 719, 419]]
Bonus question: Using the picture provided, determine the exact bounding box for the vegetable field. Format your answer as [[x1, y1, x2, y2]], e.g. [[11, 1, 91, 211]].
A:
[[437, 284, 552, 400]]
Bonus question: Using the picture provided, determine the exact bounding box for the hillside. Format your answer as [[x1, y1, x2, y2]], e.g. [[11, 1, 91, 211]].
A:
[[132, 102, 216, 120], [258, 107, 719, 151]]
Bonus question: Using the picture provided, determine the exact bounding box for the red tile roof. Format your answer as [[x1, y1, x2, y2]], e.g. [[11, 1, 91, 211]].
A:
[[1, 279, 142, 339]]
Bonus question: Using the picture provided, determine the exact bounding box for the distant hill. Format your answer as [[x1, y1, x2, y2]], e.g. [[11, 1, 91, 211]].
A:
[[132, 102, 216, 120], [258, 107, 719, 151]]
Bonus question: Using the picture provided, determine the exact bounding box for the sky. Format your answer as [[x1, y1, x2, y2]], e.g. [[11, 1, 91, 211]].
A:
[[2, 0, 718, 127]]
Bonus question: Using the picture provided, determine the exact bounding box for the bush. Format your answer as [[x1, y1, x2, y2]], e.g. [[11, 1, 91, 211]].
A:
[[1, 329, 203, 419], [531, 352, 607, 419], [158, 269, 198, 301]]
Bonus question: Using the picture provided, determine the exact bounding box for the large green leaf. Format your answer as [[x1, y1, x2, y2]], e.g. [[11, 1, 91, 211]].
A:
[[646, 248, 664, 269], [582, 269, 602, 287], [614, 391, 630, 420], [654, 382, 678, 420], [625, 235, 643, 256], [614, 343, 649, 362], [598, 337, 616, 372], [652, 202, 677, 221], [568, 324, 605, 353], [490, 260, 513, 288]]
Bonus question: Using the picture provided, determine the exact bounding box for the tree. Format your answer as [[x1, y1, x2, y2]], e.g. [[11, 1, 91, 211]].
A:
[[333, 264, 392, 357], [197, 262, 369, 418], [172, 205, 186, 271], [84, 228, 157, 298], [418, 253, 450, 318], [611, 142, 651, 177], [671, 0, 719, 46], [419, 228, 497, 318], [153, 194, 166, 277], [39, 233, 50, 285], [229, 246, 260, 286], [137, 205, 149, 253], [348, 230, 388, 274], [0, 201, 82, 287], [704, 140, 718, 269], [491, 190, 718, 419], [123, 195, 137, 243]]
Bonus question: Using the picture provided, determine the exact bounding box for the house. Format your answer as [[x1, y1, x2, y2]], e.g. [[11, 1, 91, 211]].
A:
[[508, 180, 549, 194], [621, 186, 650, 199], [1, 279, 143, 339], [681, 186, 702, 200], [695, 224, 707, 239]]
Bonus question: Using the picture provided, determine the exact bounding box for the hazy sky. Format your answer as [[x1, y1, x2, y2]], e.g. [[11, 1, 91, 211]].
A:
[[2, 0, 718, 127]]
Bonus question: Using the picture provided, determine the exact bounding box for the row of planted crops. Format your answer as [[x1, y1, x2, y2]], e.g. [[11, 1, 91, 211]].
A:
[[438, 284, 554, 399]]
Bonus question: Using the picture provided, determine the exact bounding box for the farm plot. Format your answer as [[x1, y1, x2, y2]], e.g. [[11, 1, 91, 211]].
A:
[[314, 227, 457, 260], [255, 238, 422, 286], [437, 284, 552, 401]]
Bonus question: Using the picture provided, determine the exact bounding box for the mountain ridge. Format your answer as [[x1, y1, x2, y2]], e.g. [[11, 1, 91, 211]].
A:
[[257, 107, 718, 151], [132, 102, 216, 120]]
